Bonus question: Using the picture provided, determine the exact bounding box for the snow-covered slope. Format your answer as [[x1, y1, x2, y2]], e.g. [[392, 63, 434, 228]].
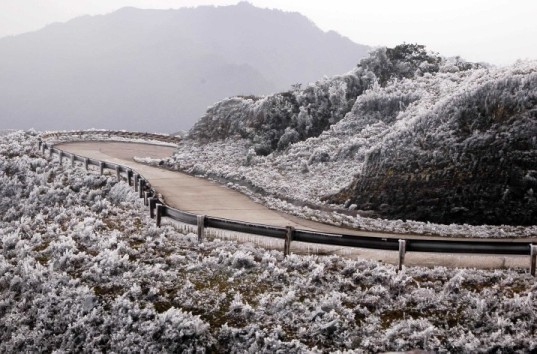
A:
[[1, 131, 537, 352], [175, 45, 537, 228]]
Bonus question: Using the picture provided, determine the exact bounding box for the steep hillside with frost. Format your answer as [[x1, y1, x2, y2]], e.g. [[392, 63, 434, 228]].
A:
[[180, 45, 537, 226], [189, 44, 446, 154], [329, 65, 537, 225], [1, 131, 537, 352]]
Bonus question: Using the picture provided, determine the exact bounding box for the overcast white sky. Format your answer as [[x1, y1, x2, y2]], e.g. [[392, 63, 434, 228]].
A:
[[1, 0, 535, 65]]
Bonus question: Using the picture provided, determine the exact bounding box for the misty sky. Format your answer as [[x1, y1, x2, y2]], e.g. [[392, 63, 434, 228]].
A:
[[1, 0, 536, 66]]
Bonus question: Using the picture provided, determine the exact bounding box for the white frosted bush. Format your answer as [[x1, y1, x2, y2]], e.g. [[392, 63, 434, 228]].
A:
[[231, 250, 256, 269], [108, 181, 140, 205]]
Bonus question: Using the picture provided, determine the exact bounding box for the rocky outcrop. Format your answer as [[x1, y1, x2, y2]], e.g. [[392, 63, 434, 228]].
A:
[[327, 71, 537, 225]]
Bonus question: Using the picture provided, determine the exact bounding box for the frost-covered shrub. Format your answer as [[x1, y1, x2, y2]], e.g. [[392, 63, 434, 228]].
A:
[[360, 43, 442, 86], [277, 127, 300, 150], [308, 147, 331, 164], [108, 181, 139, 205], [230, 250, 256, 269]]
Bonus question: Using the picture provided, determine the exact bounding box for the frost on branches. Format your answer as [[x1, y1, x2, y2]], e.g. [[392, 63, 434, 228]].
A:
[[1, 131, 536, 352], [164, 44, 537, 236]]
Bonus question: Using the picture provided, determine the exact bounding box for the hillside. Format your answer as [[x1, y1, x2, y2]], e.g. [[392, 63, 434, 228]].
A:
[[0, 2, 369, 132], [1, 131, 536, 352], [174, 45, 537, 227]]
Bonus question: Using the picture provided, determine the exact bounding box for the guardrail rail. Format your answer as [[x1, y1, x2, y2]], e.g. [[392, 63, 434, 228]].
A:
[[38, 139, 537, 276]]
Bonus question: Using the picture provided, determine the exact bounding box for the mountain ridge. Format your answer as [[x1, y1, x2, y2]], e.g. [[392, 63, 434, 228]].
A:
[[0, 3, 369, 131]]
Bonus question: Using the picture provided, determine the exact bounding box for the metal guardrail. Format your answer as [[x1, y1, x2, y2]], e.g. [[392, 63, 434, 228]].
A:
[[39, 139, 537, 275]]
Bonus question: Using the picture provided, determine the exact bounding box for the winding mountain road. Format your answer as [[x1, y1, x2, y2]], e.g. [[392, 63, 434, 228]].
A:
[[57, 141, 534, 270]]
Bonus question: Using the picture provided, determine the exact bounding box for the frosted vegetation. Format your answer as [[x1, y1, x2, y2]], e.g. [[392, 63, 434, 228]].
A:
[[1, 131, 537, 352], [43, 129, 179, 147], [163, 44, 537, 236]]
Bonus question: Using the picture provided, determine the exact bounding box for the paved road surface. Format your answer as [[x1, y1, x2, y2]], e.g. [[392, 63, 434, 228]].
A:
[[59, 142, 333, 228], [57, 141, 533, 270]]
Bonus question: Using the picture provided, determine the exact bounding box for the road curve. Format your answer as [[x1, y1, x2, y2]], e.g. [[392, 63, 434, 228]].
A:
[[58, 142, 336, 229], [57, 141, 534, 270]]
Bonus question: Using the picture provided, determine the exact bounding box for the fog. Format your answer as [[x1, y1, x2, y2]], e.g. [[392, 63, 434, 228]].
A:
[[0, 3, 368, 132], [1, 0, 536, 65]]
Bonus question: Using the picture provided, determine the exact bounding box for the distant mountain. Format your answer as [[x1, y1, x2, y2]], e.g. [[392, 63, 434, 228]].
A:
[[0, 2, 369, 132]]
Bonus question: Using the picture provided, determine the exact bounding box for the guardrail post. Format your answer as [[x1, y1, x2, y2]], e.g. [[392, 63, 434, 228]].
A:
[[38, 140, 42, 150], [138, 179, 144, 198], [116, 166, 121, 181], [49, 148, 53, 158], [144, 190, 152, 206], [156, 205, 163, 227], [127, 170, 133, 186], [58, 151, 63, 165], [149, 198, 161, 219], [41, 144, 46, 154], [134, 174, 139, 192], [398, 239, 407, 271], [284, 226, 294, 256], [197, 215, 206, 243], [84, 158, 89, 171], [99, 162, 104, 175], [70, 154, 75, 167], [530, 244, 537, 277]]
